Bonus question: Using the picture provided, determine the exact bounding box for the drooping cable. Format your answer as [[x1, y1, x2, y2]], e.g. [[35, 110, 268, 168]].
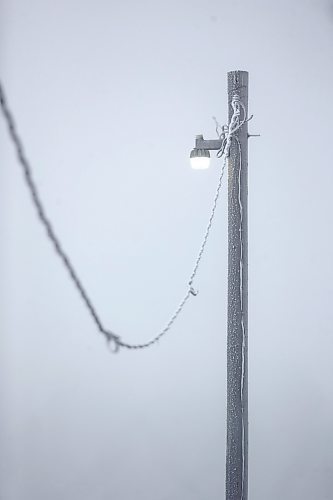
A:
[[0, 81, 245, 352]]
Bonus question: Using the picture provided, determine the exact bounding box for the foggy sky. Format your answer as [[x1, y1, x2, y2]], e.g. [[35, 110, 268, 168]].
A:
[[1, 0, 333, 499]]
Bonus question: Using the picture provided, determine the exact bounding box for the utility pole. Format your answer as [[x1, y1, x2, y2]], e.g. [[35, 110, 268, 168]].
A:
[[226, 70, 249, 500], [190, 69, 250, 499]]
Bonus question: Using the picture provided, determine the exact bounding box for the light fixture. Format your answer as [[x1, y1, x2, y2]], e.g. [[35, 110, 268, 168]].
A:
[[190, 134, 223, 170], [190, 148, 210, 170]]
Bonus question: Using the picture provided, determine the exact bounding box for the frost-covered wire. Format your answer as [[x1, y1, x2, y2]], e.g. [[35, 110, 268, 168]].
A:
[[0, 81, 247, 353], [234, 134, 246, 500]]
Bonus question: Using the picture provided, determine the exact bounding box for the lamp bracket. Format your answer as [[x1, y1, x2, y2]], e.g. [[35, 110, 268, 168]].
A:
[[195, 135, 223, 151]]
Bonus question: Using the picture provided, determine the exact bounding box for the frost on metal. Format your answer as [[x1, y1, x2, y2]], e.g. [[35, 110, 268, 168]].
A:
[[226, 71, 249, 500]]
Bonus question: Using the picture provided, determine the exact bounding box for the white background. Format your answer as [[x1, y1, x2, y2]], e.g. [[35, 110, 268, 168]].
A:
[[1, 0, 333, 498]]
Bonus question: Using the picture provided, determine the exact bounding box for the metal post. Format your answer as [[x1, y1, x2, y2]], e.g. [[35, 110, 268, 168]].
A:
[[226, 70, 249, 500]]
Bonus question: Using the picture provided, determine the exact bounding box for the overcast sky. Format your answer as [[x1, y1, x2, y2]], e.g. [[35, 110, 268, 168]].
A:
[[1, 0, 333, 499]]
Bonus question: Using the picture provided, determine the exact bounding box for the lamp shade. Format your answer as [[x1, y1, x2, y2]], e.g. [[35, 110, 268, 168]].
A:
[[190, 148, 210, 170]]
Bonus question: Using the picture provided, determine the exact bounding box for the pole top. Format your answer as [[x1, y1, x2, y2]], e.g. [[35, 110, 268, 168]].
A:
[[228, 71, 249, 95]]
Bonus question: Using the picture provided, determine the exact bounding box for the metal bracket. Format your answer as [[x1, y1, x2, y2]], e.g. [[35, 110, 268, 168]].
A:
[[195, 134, 223, 151]]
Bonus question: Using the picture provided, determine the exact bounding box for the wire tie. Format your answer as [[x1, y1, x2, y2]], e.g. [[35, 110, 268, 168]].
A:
[[190, 287, 198, 296]]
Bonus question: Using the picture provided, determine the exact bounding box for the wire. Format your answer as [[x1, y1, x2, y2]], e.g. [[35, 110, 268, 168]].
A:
[[234, 134, 246, 500], [0, 81, 243, 352], [0, 83, 119, 347]]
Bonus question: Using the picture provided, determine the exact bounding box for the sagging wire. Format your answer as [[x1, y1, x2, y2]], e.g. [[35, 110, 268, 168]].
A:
[[0, 80, 249, 353], [0, 82, 119, 350]]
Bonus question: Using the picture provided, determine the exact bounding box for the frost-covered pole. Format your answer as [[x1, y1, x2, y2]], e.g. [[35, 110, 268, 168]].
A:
[[226, 70, 249, 500]]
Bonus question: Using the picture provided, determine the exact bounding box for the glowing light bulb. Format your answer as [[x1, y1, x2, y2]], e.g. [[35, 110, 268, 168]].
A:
[[190, 148, 210, 170]]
